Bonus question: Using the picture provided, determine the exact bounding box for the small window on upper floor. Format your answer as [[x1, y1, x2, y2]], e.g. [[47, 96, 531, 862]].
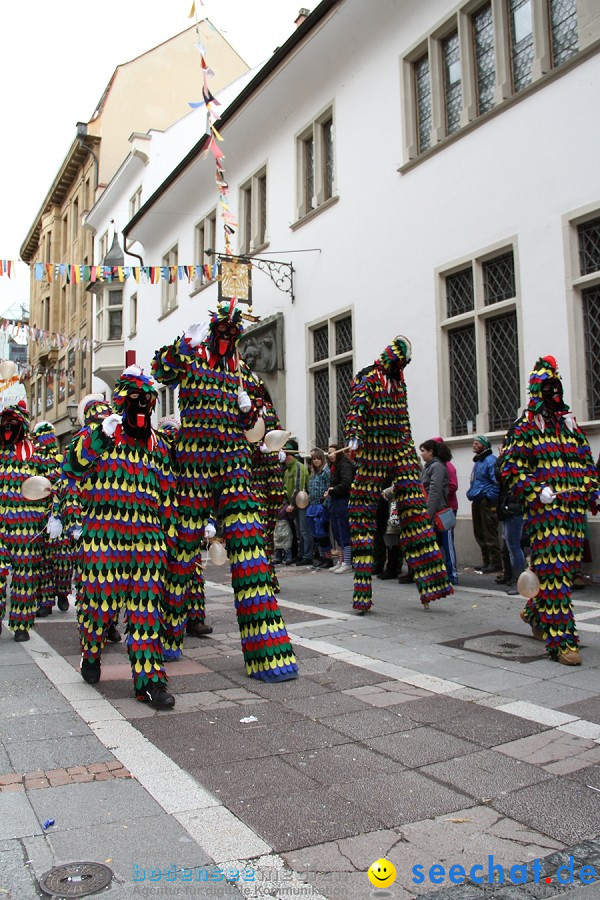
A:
[[295, 106, 336, 223], [129, 187, 142, 219], [239, 167, 267, 256], [161, 245, 178, 316]]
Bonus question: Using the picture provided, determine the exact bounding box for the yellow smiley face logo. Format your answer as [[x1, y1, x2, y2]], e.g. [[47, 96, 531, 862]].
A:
[[367, 858, 397, 888]]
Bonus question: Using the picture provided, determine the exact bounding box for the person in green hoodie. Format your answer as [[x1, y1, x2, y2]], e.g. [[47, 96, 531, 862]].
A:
[[282, 439, 312, 566]]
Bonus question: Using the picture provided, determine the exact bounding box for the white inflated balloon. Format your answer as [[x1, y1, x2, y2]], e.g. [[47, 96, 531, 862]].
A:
[[517, 569, 540, 599], [264, 429, 292, 451], [244, 417, 266, 443], [295, 490, 309, 509], [22, 476, 53, 500], [0, 360, 17, 381], [208, 541, 228, 565]]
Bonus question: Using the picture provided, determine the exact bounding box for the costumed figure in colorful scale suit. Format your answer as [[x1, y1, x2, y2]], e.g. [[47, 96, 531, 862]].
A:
[[32, 422, 71, 617], [501, 356, 599, 666], [157, 415, 213, 641], [62, 367, 178, 709], [345, 336, 452, 614], [152, 302, 298, 681], [0, 401, 48, 641], [247, 376, 286, 594]]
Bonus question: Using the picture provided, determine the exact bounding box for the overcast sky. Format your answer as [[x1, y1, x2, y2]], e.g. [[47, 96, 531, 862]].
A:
[[0, 0, 306, 315]]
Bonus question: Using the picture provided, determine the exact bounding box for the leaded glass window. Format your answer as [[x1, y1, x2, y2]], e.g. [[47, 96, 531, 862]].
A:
[[313, 325, 329, 363], [443, 31, 462, 135], [303, 135, 314, 213], [582, 286, 600, 419], [578, 217, 600, 276], [449, 325, 478, 436], [336, 361, 353, 445], [446, 268, 474, 317], [314, 369, 330, 450], [550, 0, 578, 68], [323, 118, 334, 201], [473, 3, 495, 115], [335, 316, 352, 355], [483, 252, 515, 304], [415, 54, 432, 153], [486, 313, 520, 430], [509, 0, 534, 92]]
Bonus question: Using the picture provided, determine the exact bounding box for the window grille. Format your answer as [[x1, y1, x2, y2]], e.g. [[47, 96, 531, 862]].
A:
[[582, 286, 600, 419], [509, 0, 534, 92], [446, 268, 474, 317], [336, 361, 354, 444], [313, 325, 329, 362], [415, 55, 432, 153], [449, 325, 478, 435], [578, 217, 600, 275], [483, 252, 515, 304], [550, 0, 578, 67], [486, 313, 520, 430], [335, 316, 353, 355], [443, 31, 462, 135], [314, 369, 330, 450], [473, 3, 495, 115]]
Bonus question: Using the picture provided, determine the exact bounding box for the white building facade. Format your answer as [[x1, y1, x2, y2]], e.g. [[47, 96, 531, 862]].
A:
[[102, 0, 600, 560]]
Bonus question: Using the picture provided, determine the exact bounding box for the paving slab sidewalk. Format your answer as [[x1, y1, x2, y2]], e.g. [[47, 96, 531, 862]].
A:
[[0, 562, 598, 898]]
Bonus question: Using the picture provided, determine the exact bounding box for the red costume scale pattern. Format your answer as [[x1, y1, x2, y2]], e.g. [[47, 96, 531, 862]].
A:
[[62, 369, 178, 695], [152, 303, 297, 681], [346, 337, 452, 612], [501, 356, 599, 660], [0, 402, 48, 636]]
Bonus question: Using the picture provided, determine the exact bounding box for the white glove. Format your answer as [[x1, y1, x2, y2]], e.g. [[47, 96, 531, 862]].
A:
[[348, 438, 359, 451], [46, 516, 63, 540], [70, 527, 82, 541], [237, 389, 252, 412], [259, 443, 269, 454], [540, 486, 557, 504], [102, 413, 122, 437], [278, 450, 286, 463], [204, 522, 217, 540], [184, 322, 209, 348]]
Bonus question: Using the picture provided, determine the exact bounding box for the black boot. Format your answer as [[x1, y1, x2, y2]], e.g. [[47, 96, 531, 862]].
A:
[[36, 606, 52, 618], [14, 629, 29, 643], [106, 623, 122, 643], [137, 684, 175, 710], [80, 657, 101, 684], [378, 545, 400, 580], [185, 621, 213, 638], [57, 594, 70, 612]]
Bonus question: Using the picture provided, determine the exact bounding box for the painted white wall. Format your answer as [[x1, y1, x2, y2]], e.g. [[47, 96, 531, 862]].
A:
[[113, 0, 600, 556]]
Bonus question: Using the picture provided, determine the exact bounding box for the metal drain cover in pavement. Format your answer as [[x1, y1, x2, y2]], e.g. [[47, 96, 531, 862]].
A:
[[39, 862, 113, 897], [441, 630, 547, 663]]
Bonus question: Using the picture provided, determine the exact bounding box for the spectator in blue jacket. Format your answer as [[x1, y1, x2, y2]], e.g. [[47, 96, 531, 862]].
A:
[[466, 435, 501, 574]]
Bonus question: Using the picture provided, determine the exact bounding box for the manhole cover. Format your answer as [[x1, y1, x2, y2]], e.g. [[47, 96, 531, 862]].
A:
[[441, 630, 547, 663], [39, 862, 113, 897]]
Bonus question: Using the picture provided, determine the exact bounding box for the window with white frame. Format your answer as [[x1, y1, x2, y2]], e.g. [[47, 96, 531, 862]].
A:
[[161, 245, 178, 315], [96, 289, 123, 342], [129, 292, 137, 337], [239, 168, 267, 256], [404, 0, 587, 161], [308, 313, 353, 449], [296, 107, 335, 221], [160, 387, 176, 419], [194, 209, 217, 287], [99, 231, 109, 262], [129, 186, 142, 219], [440, 246, 521, 436], [567, 211, 600, 420]]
